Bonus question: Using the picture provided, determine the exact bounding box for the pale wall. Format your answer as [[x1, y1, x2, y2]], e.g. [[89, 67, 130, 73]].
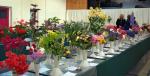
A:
[[35, 0, 66, 25], [0, 0, 66, 26], [0, 0, 33, 25]]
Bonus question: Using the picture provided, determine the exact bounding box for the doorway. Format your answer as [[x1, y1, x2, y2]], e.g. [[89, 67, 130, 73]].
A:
[[0, 6, 10, 29]]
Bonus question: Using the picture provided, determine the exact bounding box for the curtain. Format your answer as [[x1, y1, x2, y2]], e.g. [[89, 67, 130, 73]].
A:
[[66, 8, 150, 26]]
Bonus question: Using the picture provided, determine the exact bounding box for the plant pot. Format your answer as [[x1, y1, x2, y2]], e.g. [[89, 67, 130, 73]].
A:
[[79, 50, 89, 69], [50, 55, 63, 76]]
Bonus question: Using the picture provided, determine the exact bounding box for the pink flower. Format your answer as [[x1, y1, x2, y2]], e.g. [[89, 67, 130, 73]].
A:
[[91, 34, 105, 44], [105, 24, 117, 31]]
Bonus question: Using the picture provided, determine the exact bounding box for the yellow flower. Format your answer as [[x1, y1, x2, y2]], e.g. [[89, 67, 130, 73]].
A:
[[76, 36, 80, 41], [66, 50, 71, 54], [99, 39, 106, 44], [47, 30, 58, 38]]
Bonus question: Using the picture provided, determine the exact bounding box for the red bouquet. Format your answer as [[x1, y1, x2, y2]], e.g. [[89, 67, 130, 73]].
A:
[[0, 51, 29, 74], [117, 28, 127, 39], [0, 36, 29, 51]]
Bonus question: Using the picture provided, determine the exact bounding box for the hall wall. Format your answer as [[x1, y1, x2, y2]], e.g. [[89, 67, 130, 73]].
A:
[[0, 0, 33, 25], [0, 0, 66, 26]]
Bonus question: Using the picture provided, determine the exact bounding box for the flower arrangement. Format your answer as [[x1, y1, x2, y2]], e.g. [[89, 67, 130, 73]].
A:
[[45, 17, 64, 30], [104, 25, 118, 41], [75, 34, 92, 50], [39, 30, 66, 58], [105, 24, 117, 32], [27, 43, 44, 61], [131, 25, 141, 34], [0, 35, 30, 75], [126, 30, 135, 38], [88, 7, 107, 34], [0, 36, 29, 52], [64, 21, 90, 47], [9, 19, 29, 38], [91, 34, 106, 45], [117, 28, 127, 39], [0, 51, 29, 75]]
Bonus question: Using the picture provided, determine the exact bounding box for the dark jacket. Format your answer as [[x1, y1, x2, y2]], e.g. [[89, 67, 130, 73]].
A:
[[124, 19, 131, 30], [116, 19, 126, 28]]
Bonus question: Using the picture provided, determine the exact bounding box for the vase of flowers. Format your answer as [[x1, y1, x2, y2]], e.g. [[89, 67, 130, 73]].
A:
[[117, 28, 127, 49], [91, 34, 106, 57], [27, 42, 44, 76], [39, 30, 66, 76], [74, 34, 92, 69], [88, 7, 107, 34]]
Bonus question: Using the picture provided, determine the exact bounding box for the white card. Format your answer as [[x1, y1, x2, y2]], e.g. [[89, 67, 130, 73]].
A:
[[63, 72, 77, 76], [39, 67, 50, 73], [67, 66, 77, 71], [87, 59, 95, 62], [89, 63, 98, 66], [106, 55, 113, 58]]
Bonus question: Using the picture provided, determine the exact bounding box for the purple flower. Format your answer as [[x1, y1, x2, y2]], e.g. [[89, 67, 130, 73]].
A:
[[29, 51, 43, 61]]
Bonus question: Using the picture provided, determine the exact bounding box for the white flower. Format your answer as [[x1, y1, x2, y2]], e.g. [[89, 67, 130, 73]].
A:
[[26, 46, 30, 50], [39, 48, 45, 54], [24, 38, 32, 42]]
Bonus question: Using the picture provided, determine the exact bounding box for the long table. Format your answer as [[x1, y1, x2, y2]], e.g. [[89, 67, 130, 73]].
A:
[[96, 37, 150, 76], [0, 37, 150, 76]]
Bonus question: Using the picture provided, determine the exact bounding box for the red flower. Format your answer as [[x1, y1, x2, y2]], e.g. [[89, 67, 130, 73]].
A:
[[117, 28, 127, 39], [9, 27, 15, 33], [1, 51, 29, 75], [0, 36, 29, 51], [0, 29, 4, 35], [16, 27, 26, 35], [106, 24, 117, 31], [32, 43, 36, 49]]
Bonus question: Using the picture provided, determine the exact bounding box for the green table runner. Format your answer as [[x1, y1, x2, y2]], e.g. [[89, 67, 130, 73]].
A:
[[96, 37, 150, 76]]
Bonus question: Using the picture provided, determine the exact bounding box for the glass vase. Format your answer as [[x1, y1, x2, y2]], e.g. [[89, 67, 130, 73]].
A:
[[108, 41, 115, 54], [99, 44, 105, 57], [34, 61, 39, 76], [114, 40, 119, 51], [90, 46, 97, 58], [50, 55, 63, 76], [96, 43, 100, 56], [79, 50, 89, 69]]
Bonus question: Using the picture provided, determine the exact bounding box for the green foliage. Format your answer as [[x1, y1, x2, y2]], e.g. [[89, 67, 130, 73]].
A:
[[89, 16, 105, 34], [29, 26, 47, 42], [64, 21, 92, 49], [39, 31, 66, 58], [48, 17, 60, 25], [107, 16, 112, 23]]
